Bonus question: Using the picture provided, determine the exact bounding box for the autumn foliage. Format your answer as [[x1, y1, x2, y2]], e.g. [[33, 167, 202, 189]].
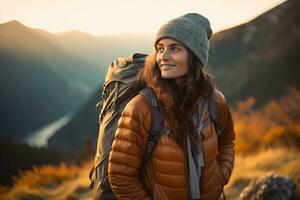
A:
[[233, 88, 300, 153], [0, 163, 80, 199], [12, 163, 79, 188]]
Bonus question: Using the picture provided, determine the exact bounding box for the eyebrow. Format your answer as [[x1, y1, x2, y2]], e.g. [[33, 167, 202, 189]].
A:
[[156, 43, 183, 48]]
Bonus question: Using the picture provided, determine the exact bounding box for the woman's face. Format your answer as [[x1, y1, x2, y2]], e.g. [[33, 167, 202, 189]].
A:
[[156, 38, 189, 82]]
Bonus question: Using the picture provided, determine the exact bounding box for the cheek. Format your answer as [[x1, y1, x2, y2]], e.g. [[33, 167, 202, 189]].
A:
[[179, 58, 189, 75], [182, 62, 189, 74], [155, 54, 160, 65], [156, 55, 163, 72], [177, 66, 188, 77]]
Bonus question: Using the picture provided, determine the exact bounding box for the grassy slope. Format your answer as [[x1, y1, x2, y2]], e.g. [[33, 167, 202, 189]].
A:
[[225, 148, 300, 200], [1, 148, 299, 200], [0, 162, 92, 200]]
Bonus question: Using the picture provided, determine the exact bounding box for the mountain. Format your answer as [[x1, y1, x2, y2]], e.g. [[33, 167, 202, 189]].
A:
[[0, 21, 153, 142], [208, 0, 300, 107], [55, 32, 154, 72], [48, 89, 101, 151], [0, 20, 101, 92], [0, 21, 100, 141], [48, 0, 300, 152]]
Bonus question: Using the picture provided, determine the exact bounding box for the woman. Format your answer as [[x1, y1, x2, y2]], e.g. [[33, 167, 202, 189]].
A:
[[108, 13, 235, 200]]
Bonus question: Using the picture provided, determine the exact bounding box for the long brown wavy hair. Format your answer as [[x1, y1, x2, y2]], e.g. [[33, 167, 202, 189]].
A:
[[139, 49, 215, 152]]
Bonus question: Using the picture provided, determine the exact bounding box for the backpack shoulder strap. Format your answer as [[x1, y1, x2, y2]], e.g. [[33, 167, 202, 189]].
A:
[[209, 97, 222, 136], [139, 88, 165, 162]]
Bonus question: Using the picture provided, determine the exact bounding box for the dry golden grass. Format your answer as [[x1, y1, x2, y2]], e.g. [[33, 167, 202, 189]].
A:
[[226, 89, 300, 199], [1, 148, 299, 200], [1, 163, 80, 200], [14, 163, 79, 187], [225, 147, 300, 200]]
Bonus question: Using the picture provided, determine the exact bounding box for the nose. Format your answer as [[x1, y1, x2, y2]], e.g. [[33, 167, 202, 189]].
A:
[[161, 49, 170, 60]]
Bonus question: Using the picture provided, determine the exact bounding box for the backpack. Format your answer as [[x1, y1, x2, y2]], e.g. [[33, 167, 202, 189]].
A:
[[89, 53, 222, 200]]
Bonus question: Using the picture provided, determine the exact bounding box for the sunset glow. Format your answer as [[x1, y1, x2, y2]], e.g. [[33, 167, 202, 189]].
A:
[[0, 0, 287, 35]]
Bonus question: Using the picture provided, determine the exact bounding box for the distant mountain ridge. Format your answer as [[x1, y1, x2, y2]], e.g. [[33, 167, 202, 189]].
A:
[[208, 0, 300, 106], [0, 20, 98, 141], [0, 20, 153, 141]]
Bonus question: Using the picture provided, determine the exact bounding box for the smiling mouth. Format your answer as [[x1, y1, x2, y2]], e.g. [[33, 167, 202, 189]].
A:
[[160, 64, 176, 68]]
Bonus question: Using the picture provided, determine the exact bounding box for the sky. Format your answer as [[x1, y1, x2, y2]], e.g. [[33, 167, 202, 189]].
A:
[[0, 0, 287, 36]]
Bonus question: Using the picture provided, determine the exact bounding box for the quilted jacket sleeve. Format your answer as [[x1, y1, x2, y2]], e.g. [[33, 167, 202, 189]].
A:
[[214, 90, 235, 185], [108, 94, 152, 200]]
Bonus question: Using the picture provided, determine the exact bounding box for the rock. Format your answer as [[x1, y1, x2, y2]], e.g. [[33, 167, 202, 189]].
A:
[[239, 174, 295, 200]]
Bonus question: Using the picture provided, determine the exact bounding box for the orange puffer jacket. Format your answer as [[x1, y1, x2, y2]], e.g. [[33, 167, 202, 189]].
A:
[[108, 90, 235, 200]]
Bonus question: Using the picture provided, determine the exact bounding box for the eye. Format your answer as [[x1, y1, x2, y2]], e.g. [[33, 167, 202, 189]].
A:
[[156, 46, 164, 53], [172, 46, 180, 52]]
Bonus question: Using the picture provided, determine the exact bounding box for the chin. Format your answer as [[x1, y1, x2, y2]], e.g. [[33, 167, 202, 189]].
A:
[[161, 72, 182, 79], [161, 74, 175, 79]]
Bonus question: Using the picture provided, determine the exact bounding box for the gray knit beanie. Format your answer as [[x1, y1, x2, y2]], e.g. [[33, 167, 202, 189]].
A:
[[155, 13, 213, 67]]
